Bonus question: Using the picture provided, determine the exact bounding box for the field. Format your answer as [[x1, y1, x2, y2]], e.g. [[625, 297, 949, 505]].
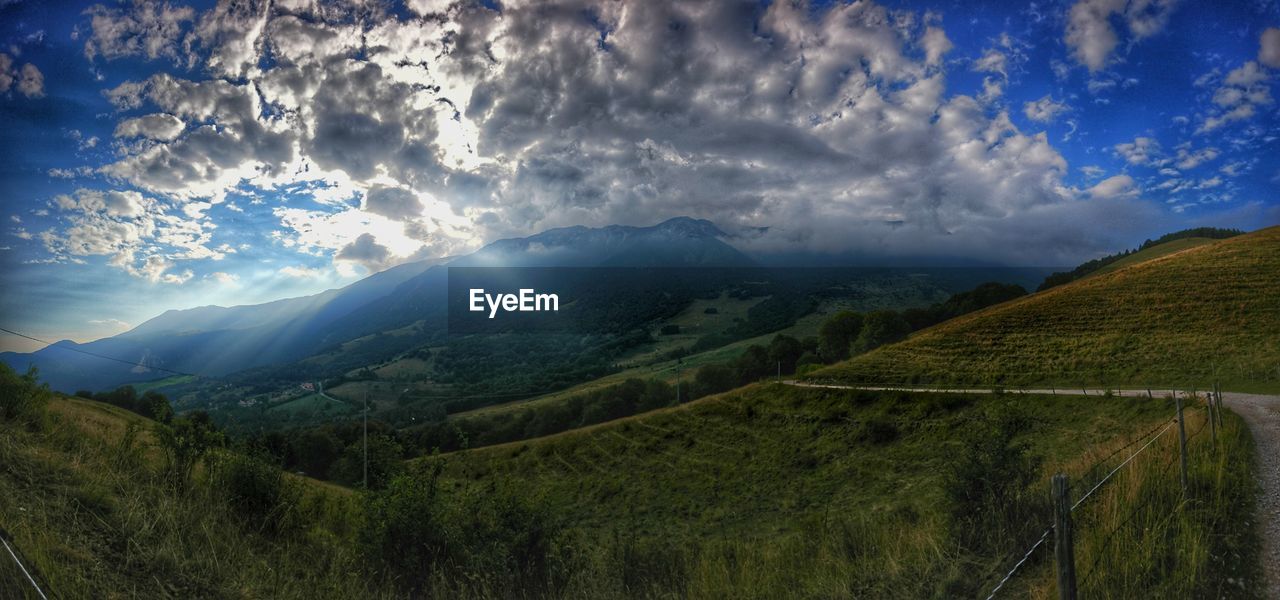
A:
[[417, 382, 1260, 597], [1090, 237, 1217, 276], [811, 227, 1280, 392], [0, 393, 374, 599]]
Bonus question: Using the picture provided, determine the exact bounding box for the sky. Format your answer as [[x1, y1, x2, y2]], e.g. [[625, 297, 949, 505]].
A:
[[1, 0, 1278, 352]]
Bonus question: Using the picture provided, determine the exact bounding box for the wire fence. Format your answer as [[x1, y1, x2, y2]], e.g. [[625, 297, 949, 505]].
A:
[[980, 393, 1220, 599], [0, 527, 50, 600]]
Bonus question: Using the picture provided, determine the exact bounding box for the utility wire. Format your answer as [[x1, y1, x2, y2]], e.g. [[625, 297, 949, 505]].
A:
[[0, 326, 205, 379]]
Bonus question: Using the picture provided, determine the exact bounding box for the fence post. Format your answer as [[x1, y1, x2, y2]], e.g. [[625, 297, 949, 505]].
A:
[[1207, 388, 1217, 449], [1052, 474, 1078, 600], [1214, 381, 1223, 425], [1175, 393, 1189, 497]]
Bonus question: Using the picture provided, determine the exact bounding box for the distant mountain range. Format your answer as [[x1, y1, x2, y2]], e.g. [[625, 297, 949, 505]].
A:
[[1, 217, 754, 392]]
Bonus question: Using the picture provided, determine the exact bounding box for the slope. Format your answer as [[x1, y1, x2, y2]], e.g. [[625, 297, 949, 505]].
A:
[[808, 226, 1280, 391], [1089, 237, 1217, 276]]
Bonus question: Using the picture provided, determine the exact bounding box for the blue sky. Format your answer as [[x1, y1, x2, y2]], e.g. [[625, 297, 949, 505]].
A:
[[1, 0, 1278, 352]]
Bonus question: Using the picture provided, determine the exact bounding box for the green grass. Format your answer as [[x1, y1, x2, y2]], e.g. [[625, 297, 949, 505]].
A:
[[0, 395, 381, 599], [810, 227, 1280, 392], [1090, 237, 1218, 276], [405, 382, 1264, 597]]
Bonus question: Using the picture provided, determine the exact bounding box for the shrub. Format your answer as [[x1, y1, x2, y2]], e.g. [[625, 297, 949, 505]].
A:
[[0, 364, 49, 425], [943, 404, 1046, 556], [214, 451, 299, 534]]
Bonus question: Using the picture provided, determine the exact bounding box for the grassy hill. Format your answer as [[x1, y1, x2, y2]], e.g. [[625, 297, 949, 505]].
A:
[[0, 385, 377, 599], [1090, 237, 1218, 276], [419, 383, 1259, 598], [809, 226, 1280, 391]]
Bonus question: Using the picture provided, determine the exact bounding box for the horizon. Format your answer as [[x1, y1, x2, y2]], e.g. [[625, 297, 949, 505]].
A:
[[3, 0, 1280, 351]]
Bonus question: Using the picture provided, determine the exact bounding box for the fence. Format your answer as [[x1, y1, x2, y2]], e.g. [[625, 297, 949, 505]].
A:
[[0, 526, 50, 600], [983, 385, 1225, 599]]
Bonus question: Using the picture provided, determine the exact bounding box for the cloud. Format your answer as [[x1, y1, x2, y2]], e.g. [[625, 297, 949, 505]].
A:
[[1173, 145, 1219, 170], [1114, 136, 1161, 165], [1198, 61, 1272, 133], [0, 53, 44, 98], [921, 26, 952, 67], [279, 265, 324, 278], [205, 271, 238, 284], [335, 232, 393, 273], [1023, 95, 1070, 123], [89, 318, 132, 329], [1260, 27, 1280, 69], [113, 113, 185, 141], [363, 185, 425, 221], [43, 188, 222, 282], [1065, 0, 1178, 72], [33, 0, 1192, 268], [83, 0, 195, 63], [1088, 174, 1139, 199]]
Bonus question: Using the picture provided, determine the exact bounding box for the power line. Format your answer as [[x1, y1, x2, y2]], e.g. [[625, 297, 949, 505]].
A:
[[0, 326, 206, 380]]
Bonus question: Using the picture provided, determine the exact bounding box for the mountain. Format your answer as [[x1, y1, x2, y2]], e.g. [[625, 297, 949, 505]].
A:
[[307, 217, 755, 344], [808, 226, 1280, 389], [0, 258, 441, 392], [1, 217, 752, 392]]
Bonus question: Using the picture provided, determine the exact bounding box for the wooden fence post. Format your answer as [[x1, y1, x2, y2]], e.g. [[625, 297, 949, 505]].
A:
[[1207, 388, 1217, 449], [1052, 474, 1078, 600], [1175, 393, 1189, 497]]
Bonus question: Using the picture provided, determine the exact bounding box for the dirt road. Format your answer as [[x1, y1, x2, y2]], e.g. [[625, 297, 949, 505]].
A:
[[1222, 393, 1280, 599]]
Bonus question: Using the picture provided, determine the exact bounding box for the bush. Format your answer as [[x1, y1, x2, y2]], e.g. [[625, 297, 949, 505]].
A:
[[362, 468, 564, 595], [851, 310, 912, 355], [155, 412, 222, 493], [214, 451, 299, 534], [660, 324, 681, 335], [943, 404, 1046, 555], [0, 364, 49, 425], [818, 311, 863, 362]]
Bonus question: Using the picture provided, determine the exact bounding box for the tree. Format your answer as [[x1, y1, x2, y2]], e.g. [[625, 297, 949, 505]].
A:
[[767, 334, 804, 374], [732, 345, 772, 384], [851, 310, 912, 355], [156, 413, 222, 492], [818, 311, 863, 362], [292, 429, 343, 479], [141, 390, 174, 423], [692, 363, 737, 398]]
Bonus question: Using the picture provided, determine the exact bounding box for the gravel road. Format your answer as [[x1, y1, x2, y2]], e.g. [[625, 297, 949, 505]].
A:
[[1222, 392, 1280, 599]]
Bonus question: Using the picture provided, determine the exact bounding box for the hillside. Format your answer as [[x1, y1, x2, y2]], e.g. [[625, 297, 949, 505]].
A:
[[419, 382, 1259, 597], [809, 226, 1280, 391], [1089, 237, 1217, 276]]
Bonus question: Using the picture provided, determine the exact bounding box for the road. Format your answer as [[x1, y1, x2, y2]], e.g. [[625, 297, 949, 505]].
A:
[[1222, 392, 1280, 599], [785, 381, 1280, 597]]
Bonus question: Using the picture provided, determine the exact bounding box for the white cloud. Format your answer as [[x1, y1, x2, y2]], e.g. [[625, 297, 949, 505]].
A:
[[1173, 145, 1219, 170], [83, 0, 195, 63], [1260, 27, 1280, 69], [1114, 136, 1161, 165], [205, 271, 238, 284], [31, 0, 1188, 268], [1065, 0, 1178, 72], [1023, 95, 1070, 123], [1088, 174, 1138, 199], [114, 113, 185, 141], [0, 53, 44, 98], [43, 188, 222, 282], [921, 26, 952, 67], [278, 265, 324, 278], [1199, 61, 1272, 133]]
